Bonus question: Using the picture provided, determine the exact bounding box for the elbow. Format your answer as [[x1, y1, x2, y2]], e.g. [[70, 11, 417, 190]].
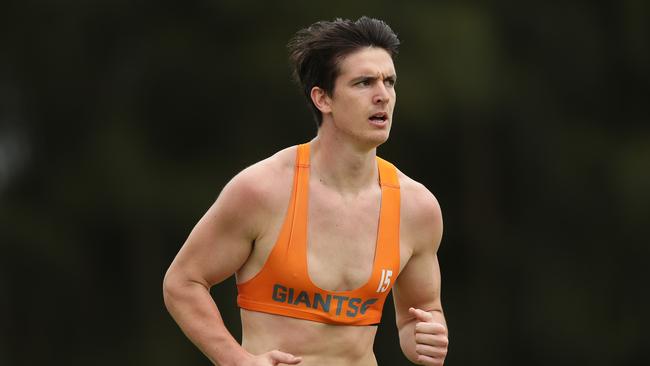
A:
[[162, 266, 209, 311], [162, 270, 173, 309], [162, 267, 182, 311]]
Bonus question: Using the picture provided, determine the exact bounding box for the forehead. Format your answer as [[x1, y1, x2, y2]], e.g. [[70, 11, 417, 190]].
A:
[[337, 47, 396, 79]]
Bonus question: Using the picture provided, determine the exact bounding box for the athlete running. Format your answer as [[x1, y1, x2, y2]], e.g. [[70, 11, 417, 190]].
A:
[[163, 17, 449, 366]]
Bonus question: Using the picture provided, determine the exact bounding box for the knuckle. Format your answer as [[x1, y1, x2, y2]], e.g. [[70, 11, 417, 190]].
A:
[[441, 337, 450, 347]]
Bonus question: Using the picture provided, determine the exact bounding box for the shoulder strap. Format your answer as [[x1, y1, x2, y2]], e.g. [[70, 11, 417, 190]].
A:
[[374, 156, 401, 282], [297, 143, 310, 167], [281, 143, 311, 270], [377, 157, 400, 189]]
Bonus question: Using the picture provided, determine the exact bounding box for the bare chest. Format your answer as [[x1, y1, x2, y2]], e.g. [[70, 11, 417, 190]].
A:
[[306, 184, 381, 291]]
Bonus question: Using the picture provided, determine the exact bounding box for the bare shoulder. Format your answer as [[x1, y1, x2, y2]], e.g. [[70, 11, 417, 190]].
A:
[[166, 146, 298, 286], [221, 145, 297, 215], [396, 168, 444, 252], [227, 145, 296, 193]]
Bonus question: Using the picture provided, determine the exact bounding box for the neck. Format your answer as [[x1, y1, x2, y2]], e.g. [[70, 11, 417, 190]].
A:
[[309, 129, 379, 194]]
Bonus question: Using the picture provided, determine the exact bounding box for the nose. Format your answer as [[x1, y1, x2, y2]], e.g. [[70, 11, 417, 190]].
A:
[[373, 83, 390, 105]]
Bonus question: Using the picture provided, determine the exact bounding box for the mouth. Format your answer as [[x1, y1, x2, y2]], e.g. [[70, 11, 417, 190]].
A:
[[368, 112, 389, 126]]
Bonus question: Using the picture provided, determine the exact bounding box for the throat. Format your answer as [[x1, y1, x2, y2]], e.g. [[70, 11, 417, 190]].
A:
[[309, 137, 379, 194]]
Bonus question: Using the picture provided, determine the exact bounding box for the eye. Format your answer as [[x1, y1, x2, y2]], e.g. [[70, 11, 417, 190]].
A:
[[357, 79, 371, 86], [384, 78, 396, 87]]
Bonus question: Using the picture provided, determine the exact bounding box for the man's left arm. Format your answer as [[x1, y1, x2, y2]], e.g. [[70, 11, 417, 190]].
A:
[[392, 184, 448, 366]]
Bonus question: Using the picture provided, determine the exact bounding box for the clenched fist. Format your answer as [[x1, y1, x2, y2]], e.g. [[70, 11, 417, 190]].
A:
[[409, 308, 448, 366]]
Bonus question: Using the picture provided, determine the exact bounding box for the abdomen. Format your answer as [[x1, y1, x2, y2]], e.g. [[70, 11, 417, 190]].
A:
[[241, 309, 378, 365]]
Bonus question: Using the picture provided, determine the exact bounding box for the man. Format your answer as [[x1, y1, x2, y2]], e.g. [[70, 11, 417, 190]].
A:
[[163, 17, 448, 365]]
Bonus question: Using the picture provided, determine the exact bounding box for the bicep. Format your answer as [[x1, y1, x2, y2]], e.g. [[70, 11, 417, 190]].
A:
[[393, 250, 443, 327], [393, 182, 444, 327]]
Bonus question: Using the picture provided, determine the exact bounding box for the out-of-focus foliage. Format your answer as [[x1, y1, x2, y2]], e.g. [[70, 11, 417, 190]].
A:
[[1, 0, 648, 365]]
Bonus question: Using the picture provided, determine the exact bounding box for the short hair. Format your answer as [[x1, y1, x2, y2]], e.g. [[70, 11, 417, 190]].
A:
[[288, 17, 400, 127]]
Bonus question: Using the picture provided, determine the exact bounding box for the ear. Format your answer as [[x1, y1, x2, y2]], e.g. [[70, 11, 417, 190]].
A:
[[310, 86, 332, 114]]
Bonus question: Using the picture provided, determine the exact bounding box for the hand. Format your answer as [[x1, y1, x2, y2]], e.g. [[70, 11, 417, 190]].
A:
[[242, 350, 302, 365], [409, 307, 448, 366]]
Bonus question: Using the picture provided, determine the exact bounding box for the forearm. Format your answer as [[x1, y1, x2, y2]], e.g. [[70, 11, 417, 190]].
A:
[[163, 276, 248, 366], [399, 310, 446, 364]]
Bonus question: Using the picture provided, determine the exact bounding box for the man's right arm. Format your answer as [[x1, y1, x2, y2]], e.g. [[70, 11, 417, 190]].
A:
[[162, 166, 300, 366]]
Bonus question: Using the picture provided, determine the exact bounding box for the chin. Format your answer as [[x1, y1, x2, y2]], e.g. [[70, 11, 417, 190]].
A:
[[358, 130, 390, 150]]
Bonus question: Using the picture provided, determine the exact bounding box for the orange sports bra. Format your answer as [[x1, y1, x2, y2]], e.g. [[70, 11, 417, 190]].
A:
[[236, 143, 400, 325]]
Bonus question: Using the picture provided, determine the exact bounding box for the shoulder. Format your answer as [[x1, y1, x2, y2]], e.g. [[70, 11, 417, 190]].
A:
[[395, 167, 443, 252], [220, 145, 297, 211], [209, 145, 297, 238], [227, 145, 296, 192]]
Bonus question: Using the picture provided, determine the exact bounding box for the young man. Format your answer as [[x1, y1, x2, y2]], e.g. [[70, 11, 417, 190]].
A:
[[163, 17, 448, 366]]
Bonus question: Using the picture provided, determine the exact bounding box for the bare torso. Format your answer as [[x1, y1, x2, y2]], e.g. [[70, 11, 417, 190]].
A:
[[241, 310, 378, 365], [234, 145, 412, 365]]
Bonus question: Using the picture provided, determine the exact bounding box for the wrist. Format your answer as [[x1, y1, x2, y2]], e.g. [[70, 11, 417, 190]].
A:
[[203, 335, 251, 366]]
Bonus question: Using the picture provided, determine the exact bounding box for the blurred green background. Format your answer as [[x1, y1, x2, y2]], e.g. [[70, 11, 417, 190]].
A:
[[1, 0, 649, 365]]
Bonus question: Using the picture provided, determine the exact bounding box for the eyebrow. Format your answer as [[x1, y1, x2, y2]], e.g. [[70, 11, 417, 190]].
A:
[[350, 74, 397, 84]]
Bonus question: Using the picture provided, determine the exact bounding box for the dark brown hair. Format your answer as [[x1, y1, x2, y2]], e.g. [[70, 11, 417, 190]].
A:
[[288, 17, 400, 127]]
